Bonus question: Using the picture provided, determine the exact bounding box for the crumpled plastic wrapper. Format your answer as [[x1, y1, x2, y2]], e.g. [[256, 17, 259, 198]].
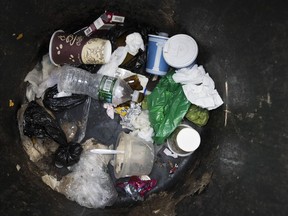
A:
[[60, 151, 117, 208], [116, 176, 157, 201]]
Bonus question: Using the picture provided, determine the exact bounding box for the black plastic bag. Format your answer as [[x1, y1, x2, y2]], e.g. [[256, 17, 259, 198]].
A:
[[23, 101, 67, 146], [121, 49, 147, 74], [23, 101, 83, 167], [54, 142, 83, 167], [43, 85, 87, 112]]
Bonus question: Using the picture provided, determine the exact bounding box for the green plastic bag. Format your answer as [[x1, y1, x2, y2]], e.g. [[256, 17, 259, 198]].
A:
[[147, 71, 191, 144]]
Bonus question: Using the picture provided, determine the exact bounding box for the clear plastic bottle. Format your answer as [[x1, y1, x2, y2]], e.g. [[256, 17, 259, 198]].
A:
[[57, 65, 137, 106]]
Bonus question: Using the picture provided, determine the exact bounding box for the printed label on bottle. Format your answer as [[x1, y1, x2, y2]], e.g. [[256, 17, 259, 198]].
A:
[[98, 75, 117, 103]]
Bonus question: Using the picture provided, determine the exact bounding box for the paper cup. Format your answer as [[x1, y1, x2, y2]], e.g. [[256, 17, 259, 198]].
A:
[[49, 30, 111, 66], [146, 34, 170, 76], [167, 124, 201, 157]]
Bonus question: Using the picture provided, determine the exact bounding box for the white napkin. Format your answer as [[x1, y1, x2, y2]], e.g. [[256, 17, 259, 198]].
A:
[[173, 64, 223, 110], [125, 32, 145, 56], [24, 54, 57, 101], [98, 32, 144, 77]]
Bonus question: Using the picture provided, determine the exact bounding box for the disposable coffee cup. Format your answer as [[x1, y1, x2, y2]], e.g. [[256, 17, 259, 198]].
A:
[[49, 30, 112, 66], [146, 34, 170, 76], [167, 124, 201, 157], [163, 34, 198, 68]]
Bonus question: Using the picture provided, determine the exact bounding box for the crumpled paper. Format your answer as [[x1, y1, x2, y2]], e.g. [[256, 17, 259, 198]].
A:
[[125, 33, 145, 56], [98, 32, 144, 77], [129, 110, 154, 143], [172, 64, 223, 110], [117, 103, 154, 142], [120, 103, 142, 130]]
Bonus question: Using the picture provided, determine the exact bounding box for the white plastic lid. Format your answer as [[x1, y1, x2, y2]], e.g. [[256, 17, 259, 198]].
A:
[[163, 34, 198, 68], [176, 128, 201, 152]]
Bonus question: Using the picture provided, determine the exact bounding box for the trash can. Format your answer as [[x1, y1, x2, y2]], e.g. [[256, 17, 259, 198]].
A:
[[0, 0, 287, 215]]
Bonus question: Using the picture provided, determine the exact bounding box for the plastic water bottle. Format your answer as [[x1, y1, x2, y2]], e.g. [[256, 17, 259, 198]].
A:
[[57, 65, 138, 106]]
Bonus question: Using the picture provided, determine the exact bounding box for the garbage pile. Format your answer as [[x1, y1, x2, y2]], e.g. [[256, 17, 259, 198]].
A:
[[17, 11, 223, 208]]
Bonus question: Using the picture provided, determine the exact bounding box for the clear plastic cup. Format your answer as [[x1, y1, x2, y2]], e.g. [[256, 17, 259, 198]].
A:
[[114, 132, 155, 179]]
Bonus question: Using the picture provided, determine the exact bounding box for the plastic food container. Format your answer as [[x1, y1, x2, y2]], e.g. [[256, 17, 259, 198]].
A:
[[163, 34, 198, 68], [167, 124, 201, 157], [114, 132, 155, 178]]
